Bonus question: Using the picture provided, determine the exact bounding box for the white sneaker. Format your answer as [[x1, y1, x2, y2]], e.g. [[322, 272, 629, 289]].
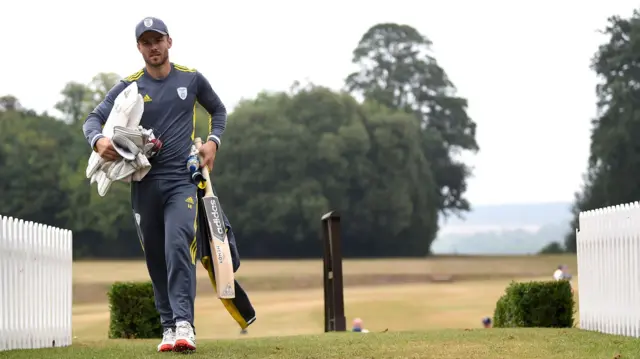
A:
[[157, 328, 175, 352], [173, 321, 196, 352]]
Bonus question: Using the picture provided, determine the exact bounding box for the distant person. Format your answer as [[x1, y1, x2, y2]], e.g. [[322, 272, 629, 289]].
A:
[[482, 317, 492, 328], [553, 264, 572, 281], [352, 318, 369, 333], [553, 264, 574, 293]]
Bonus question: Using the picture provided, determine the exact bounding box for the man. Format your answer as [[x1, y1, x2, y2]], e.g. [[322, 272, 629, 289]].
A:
[[553, 264, 574, 294], [82, 17, 226, 353], [481, 317, 492, 328], [351, 318, 369, 333], [553, 264, 572, 281]]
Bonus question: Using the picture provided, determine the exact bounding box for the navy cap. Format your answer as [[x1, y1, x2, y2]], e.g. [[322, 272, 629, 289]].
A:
[[135, 17, 169, 41]]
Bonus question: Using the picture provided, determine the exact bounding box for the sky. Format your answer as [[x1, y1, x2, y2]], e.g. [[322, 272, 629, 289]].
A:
[[1, 0, 638, 207]]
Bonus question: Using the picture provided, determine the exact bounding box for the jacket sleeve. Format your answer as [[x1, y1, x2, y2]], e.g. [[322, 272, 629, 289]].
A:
[[195, 71, 227, 149]]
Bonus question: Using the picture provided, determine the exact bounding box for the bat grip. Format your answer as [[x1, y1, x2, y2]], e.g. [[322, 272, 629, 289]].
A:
[[194, 138, 214, 197]]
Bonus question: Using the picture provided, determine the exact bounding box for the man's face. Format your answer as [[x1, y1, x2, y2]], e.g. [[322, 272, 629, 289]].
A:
[[137, 31, 172, 67]]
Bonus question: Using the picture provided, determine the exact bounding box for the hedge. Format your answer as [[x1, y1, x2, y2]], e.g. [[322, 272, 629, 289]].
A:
[[493, 280, 575, 328], [107, 281, 162, 339]]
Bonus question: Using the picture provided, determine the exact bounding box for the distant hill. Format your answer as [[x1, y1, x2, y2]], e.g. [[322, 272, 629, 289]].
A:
[[440, 202, 573, 227], [432, 202, 573, 255]]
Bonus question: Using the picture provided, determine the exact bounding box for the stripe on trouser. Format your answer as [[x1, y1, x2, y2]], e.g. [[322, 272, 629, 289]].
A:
[[134, 212, 145, 252], [189, 195, 198, 265]]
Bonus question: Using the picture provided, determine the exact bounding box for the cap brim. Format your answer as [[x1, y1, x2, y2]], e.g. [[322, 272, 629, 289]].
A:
[[137, 29, 168, 40]]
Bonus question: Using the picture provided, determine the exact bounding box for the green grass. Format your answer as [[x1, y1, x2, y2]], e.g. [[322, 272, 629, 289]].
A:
[[1, 329, 638, 359]]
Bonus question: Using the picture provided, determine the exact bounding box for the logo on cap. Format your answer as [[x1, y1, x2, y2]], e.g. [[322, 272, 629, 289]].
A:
[[143, 18, 153, 27]]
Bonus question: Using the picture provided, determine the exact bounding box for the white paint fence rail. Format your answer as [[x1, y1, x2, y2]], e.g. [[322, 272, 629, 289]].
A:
[[0, 216, 73, 351], [576, 202, 640, 337]]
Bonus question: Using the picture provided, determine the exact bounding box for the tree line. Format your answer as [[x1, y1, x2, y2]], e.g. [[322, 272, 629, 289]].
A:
[[4, 10, 638, 258], [0, 23, 479, 259]]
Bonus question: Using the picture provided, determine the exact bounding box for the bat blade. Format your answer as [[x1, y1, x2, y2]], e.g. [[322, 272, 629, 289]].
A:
[[201, 193, 235, 298], [194, 137, 235, 299]]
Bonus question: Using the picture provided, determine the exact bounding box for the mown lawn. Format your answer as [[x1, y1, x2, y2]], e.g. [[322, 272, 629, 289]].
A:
[[0, 328, 636, 359]]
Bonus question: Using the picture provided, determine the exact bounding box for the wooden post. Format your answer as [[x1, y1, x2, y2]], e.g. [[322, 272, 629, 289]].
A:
[[321, 211, 346, 332]]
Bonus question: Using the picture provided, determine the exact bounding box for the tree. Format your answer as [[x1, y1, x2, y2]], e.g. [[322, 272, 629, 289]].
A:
[[214, 85, 440, 257], [0, 107, 73, 228], [0, 96, 140, 258], [55, 72, 122, 125], [565, 10, 640, 252], [539, 242, 565, 255], [55, 82, 92, 124], [0, 95, 21, 112], [87, 72, 121, 108], [345, 23, 479, 218]]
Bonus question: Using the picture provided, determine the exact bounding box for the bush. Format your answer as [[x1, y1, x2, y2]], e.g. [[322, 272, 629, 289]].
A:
[[538, 241, 565, 254], [493, 280, 575, 328], [107, 281, 162, 339]]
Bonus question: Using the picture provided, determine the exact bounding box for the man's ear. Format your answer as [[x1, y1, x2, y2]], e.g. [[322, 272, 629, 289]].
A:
[[167, 36, 173, 49]]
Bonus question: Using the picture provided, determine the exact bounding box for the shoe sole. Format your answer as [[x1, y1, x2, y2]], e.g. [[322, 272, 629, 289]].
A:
[[158, 344, 174, 352], [173, 339, 196, 352]]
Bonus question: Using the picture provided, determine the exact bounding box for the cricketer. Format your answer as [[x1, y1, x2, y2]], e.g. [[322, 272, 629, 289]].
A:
[[81, 17, 230, 353]]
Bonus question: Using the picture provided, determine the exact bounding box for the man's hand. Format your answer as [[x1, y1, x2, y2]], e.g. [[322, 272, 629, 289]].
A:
[[95, 137, 121, 161], [198, 140, 217, 170]]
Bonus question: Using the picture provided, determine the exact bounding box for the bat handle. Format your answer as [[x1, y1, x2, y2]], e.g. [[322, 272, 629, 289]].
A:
[[194, 138, 214, 197]]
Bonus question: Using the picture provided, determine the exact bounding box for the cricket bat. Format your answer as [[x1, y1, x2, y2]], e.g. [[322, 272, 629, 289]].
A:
[[194, 137, 235, 299]]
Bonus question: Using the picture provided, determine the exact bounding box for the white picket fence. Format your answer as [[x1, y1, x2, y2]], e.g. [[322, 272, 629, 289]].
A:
[[576, 202, 640, 337], [0, 216, 73, 351]]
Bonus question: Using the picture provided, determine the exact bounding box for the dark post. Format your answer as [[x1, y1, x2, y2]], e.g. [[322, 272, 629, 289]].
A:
[[321, 211, 346, 332]]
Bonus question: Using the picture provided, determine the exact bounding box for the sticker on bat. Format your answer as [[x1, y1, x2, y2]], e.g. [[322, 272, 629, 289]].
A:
[[215, 244, 225, 264], [222, 284, 234, 297], [206, 198, 226, 242]]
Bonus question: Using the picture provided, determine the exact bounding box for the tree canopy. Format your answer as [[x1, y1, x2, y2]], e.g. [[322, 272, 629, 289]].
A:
[[565, 10, 640, 252], [345, 23, 478, 217]]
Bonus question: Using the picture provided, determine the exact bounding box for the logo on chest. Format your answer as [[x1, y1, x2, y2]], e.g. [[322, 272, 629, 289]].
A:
[[177, 87, 188, 100]]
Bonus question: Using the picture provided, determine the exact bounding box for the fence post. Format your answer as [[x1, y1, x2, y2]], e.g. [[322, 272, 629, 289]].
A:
[[321, 211, 346, 332]]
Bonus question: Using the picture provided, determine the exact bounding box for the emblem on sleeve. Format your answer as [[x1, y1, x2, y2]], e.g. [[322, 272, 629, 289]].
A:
[[177, 87, 188, 100]]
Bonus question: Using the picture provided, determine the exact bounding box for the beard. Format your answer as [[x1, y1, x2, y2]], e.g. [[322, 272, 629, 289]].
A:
[[144, 50, 168, 67]]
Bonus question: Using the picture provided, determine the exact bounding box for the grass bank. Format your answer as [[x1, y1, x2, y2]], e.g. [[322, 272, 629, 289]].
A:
[[0, 328, 633, 359]]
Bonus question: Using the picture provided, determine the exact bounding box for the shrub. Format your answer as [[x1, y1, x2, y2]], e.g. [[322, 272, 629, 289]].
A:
[[538, 241, 565, 254], [107, 281, 162, 339], [493, 280, 575, 328], [493, 294, 510, 327]]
